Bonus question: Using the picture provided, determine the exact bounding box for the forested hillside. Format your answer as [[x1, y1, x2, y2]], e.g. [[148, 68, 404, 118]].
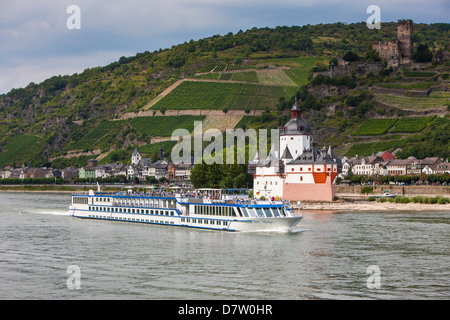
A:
[[0, 22, 449, 168]]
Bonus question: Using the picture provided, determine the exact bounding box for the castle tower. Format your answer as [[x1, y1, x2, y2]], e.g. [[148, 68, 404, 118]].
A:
[[280, 99, 312, 159], [398, 19, 414, 61]]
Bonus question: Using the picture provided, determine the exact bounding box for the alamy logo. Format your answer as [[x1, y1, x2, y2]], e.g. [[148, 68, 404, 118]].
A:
[[66, 265, 81, 290], [366, 265, 381, 289], [171, 121, 279, 165], [66, 5, 81, 30], [366, 5, 381, 30]]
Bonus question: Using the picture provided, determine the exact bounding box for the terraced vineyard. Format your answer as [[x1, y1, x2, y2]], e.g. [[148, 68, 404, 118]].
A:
[[283, 69, 310, 86], [390, 117, 433, 133], [66, 116, 205, 153], [345, 140, 404, 157], [375, 91, 450, 110], [256, 69, 297, 86], [351, 118, 398, 136], [218, 71, 259, 82], [130, 115, 206, 137], [0, 135, 44, 167], [67, 120, 126, 151], [151, 81, 298, 110]]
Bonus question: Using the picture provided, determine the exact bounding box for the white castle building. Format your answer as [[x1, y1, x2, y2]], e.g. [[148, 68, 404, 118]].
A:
[[249, 100, 339, 202]]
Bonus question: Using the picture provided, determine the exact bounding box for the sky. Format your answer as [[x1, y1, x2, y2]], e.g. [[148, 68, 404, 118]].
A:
[[0, 0, 448, 94]]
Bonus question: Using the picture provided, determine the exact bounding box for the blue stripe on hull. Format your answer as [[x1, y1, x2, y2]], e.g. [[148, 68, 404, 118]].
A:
[[71, 212, 236, 231]]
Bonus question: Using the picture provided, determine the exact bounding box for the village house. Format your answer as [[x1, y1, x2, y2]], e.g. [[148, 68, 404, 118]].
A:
[[147, 159, 169, 180], [173, 163, 195, 181], [422, 162, 450, 175], [62, 168, 79, 181], [340, 153, 446, 178]]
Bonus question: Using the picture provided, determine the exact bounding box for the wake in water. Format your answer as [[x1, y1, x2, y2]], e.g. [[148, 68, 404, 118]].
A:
[[19, 209, 70, 216], [289, 227, 309, 233]]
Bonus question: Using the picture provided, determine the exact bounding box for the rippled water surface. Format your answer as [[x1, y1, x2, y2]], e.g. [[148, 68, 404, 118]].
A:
[[0, 192, 448, 299]]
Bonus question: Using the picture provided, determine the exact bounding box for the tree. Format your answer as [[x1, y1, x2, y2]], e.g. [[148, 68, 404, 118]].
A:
[[415, 44, 433, 62], [342, 51, 360, 62], [364, 49, 381, 62], [190, 161, 209, 188]]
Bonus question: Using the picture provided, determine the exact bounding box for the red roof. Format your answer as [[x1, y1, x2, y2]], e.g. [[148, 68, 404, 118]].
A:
[[381, 151, 395, 160]]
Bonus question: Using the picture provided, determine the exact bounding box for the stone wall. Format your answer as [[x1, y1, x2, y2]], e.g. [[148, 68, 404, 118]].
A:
[[336, 185, 450, 197]]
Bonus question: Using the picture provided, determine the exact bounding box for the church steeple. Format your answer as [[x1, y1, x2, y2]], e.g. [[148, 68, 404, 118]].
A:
[[291, 97, 302, 119], [159, 143, 164, 159]]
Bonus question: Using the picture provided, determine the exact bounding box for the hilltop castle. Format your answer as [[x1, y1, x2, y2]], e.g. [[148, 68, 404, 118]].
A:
[[249, 100, 339, 202], [372, 19, 414, 67]]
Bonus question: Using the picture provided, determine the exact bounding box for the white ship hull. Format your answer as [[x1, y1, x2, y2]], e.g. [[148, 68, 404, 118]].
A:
[[69, 207, 302, 232], [69, 189, 302, 233]]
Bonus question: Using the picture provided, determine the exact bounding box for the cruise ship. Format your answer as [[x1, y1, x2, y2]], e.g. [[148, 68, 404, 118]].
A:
[[69, 187, 302, 232]]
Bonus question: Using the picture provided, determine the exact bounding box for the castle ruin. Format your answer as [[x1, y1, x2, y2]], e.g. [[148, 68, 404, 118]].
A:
[[372, 19, 414, 67]]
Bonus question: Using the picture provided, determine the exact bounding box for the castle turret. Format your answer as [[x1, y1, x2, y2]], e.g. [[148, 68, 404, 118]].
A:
[[398, 19, 414, 61], [291, 98, 302, 119], [280, 99, 312, 159]]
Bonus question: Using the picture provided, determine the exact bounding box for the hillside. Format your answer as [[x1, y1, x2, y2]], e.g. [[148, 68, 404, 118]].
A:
[[0, 22, 449, 168]]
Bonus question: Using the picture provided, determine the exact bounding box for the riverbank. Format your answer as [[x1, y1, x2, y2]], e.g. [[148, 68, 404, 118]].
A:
[[297, 200, 450, 211], [1, 185, 449, 212]]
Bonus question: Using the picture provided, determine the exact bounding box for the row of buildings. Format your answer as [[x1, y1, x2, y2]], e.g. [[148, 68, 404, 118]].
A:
[[77, 150, 195, 182], [3, 150, 446, 182], [340, 152, 450, 178], [0, 147, 194, 182]]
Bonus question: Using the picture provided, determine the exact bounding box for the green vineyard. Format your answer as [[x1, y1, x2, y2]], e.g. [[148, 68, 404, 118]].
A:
[[66, 116, 205, 152], [152, 81, 297, 110], [68, 120, 126, 151], [390, 117, 432, 133], [351, 118, 398, 136], [130, 116, 206, 137], [0, 135, 44, 168], [351, 117, 434, 136]]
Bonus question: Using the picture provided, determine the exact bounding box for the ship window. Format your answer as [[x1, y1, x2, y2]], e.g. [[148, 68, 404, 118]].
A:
[[272, 208, 280, 217], [241, 208, 249, 217], [264, 208, 273, 217], [248, 208, 257, 217], [256, 208, 265, 217]]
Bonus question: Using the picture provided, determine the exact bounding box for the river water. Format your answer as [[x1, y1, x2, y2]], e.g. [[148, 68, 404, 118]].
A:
[[0, 192, 448, 300]]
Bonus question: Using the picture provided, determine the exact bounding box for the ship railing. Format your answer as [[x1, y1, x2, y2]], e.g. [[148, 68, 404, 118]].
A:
[[72, 191, 89, 196]]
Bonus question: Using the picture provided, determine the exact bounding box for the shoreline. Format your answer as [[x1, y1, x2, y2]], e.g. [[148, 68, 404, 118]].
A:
[[297, 200, 450, 212], [1, 188, 449, 212]]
